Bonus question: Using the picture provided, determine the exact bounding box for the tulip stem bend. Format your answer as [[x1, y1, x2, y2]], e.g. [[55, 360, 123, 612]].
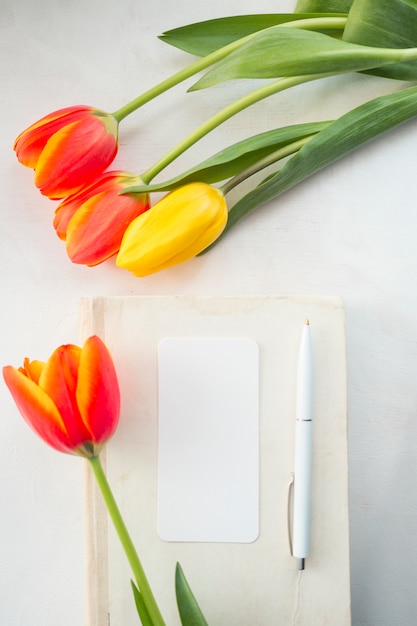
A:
[[140, 73, 331, 184], [88, 455, 166, 626], [111, 17, 346, 122], [111, 31, 258, 122]]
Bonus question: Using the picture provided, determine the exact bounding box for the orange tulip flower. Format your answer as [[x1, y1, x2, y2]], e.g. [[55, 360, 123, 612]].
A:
[[3, 336, 120, 457], [53, 171, 150, 266], [116, 182, 228, 276], [14, 105, 118, 199]]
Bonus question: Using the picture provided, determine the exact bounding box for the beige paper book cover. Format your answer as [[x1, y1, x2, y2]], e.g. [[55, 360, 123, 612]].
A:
[[79, 295, 350, 626]]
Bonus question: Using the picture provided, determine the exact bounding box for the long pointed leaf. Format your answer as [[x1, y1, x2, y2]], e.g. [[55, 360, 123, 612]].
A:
[[175, 563, 209, 626], [206, 85, 417, 248], [343, 0, 417, 80], [131, 580, 154, 626], [191, 27, 417, 89], [122, 121, 329, 193], [159, 14, 346, 56]]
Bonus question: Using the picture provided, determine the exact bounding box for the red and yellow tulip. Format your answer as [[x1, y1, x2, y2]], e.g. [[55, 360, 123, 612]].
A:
[[14, 105, 118, 199], [53, 171, 150, 266], [3, 336, 120, 457], [116, 182, 228, 276]]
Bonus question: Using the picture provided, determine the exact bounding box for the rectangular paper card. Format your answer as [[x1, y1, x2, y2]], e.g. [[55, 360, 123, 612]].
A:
[[157, 337, 259, 543], [80, 295, 351, 626]]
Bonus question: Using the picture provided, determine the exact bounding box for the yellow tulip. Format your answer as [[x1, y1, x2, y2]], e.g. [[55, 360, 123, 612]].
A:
[[116, 182, 228, 276]]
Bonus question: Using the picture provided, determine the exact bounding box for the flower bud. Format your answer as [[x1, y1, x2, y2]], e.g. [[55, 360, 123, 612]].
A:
[[14, 105, 118, 199], [116, 182, 228, 276], [54, 171, 150, 266]]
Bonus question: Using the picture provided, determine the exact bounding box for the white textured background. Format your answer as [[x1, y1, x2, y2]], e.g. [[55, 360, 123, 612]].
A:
[[2, 1, 417, 624]]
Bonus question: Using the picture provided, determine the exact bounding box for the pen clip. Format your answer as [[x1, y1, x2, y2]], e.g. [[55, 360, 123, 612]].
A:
[[287, 472, 294, 556]]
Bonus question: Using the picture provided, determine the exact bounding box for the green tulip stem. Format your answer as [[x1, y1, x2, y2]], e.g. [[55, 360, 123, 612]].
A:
[[220, 133, 320, 196], [140, 72, 332, 184], [111, 17, 347, 122], [88, 455, 165, 626], [111, 40, 248, 122]]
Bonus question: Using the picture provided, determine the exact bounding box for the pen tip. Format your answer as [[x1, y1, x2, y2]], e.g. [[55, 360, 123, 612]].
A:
[[305, 319, 309, 326]]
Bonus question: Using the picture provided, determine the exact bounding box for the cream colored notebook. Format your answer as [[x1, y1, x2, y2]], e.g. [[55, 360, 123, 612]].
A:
[[79, 295, 350, 626]]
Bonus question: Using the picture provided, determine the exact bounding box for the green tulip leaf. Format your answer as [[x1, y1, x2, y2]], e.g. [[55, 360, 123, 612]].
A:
[[122, 121, 329, 194], [175, 563, 209, 626], [190, 27, 417, 90], [130, 580, 153, 626], [204, 84, 417, 250], [295, 0, 353, 11], [159, 13, 347, 56], [343, 0, 417, 80]]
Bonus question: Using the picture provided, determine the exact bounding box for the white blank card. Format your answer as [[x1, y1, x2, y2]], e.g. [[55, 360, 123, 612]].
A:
[[157, 337, 259, 542]]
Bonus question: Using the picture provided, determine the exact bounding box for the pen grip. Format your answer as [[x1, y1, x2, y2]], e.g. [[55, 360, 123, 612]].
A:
[[292, 419, 313, 559]]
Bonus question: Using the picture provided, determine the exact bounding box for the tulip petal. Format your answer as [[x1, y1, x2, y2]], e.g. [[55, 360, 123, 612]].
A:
[[53, 202, 80, 241], [14, 106, 93, 168], [76, 336, 120, 444], [65, 188, 149, 266], [53, 170, 131, 240], [20, 358, 45, 384], [3, 366, 74, 454], [34, 116, 118, 199], [117, 183, 227, 276], [38, 344, 93, 448]]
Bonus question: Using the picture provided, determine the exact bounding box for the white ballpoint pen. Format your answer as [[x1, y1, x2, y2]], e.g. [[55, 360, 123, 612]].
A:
[[292, 319, 313, 570]]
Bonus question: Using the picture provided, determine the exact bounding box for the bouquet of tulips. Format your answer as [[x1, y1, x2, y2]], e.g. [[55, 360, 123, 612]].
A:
[[13, 0, 417, 278], [8, 0, 417, 624]]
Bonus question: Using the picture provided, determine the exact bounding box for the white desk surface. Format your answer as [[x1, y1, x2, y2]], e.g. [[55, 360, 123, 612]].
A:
[[1, 1, 417, 625]]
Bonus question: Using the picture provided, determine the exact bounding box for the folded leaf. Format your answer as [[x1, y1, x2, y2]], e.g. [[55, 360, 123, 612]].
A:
[[175, 563, 209, 626], [343, 0, 417, 80], [295, 0, 353, 11], [206, 84, 417, 248], [190, 27, 416, 89], [159, 14, 346, 56], [122, 121, 329, 193]]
